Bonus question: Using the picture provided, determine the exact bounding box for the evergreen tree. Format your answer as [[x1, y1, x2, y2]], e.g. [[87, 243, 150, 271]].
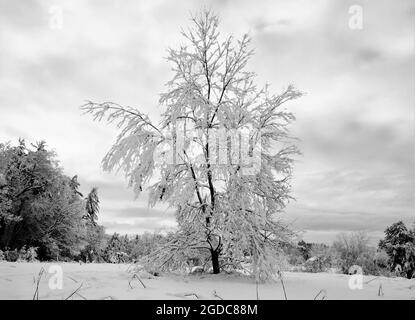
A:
[[85, 187, 99, 225], [379, 221, 415, 279]]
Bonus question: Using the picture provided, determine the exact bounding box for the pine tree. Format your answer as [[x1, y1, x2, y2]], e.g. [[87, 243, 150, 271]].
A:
[[379, 221, 415, 279], [82, 10, 301, 276], [85, 187, 99, 225]]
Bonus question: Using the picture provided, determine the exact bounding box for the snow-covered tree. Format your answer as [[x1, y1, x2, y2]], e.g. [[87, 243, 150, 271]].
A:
[[0, 140, 87, 259], [85, 187, 99, 225], [82, 10, 302, 276]]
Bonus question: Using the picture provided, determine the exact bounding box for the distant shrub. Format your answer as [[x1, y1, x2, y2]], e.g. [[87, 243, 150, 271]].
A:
[[282, 243, 306, 266], [332, 232, 381, 275], [1, 246, 38, 262], [304, 254, 332, 273], [17, 246, 27, 262], [287, 253, 305, 266], [297, 240, 312, 261], [374, 250, 389, 269], [20, 246, 38, 262], [4, 249, 19, 262], [354, 250, 379, 275], [283, 241, 334, 270]]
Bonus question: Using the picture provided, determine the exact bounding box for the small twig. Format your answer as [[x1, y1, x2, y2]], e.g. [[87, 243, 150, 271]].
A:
[[33, 267, 46, 300], [75, 292, 88, 300], [184, 293, 199, 299], [129, 273, 146, 289], [255, 278, 259, 300], [64, 283, 84, 300], [378, 283, 384, 296], [66, 275, 79, 283], [213, 290, 224, 300], [278, 271, 288, 300], [313, 289, 327, 300], [365, 277, 379, 284]]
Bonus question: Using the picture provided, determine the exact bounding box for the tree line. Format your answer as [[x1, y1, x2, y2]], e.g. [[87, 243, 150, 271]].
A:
[[0, 139, 102, 260], [285, 222, 415, 279], [0, 139, 175, 264], [1, 139, 413, 279]]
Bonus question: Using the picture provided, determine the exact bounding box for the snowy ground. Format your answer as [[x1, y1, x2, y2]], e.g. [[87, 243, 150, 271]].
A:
[[0, 262, 414, 300]]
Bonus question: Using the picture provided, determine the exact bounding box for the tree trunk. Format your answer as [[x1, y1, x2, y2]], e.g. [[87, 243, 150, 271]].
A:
[[211, 249, 220, 274], [1, 222, 16, 248]]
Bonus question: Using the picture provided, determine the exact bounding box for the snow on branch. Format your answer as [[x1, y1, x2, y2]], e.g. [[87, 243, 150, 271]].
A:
[[81, 101, 164, 197]]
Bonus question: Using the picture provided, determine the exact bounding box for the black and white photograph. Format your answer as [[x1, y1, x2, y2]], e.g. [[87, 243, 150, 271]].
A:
[[0, 0, 414, 307]]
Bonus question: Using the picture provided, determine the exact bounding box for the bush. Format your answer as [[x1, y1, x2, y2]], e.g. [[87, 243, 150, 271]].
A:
[[354, 250, 379, 275], [332, 232, 380, 275], [374, 250, 389, 269], [18, 246, 38, 262], [0, 246, 39, 262], [304, 254, 332, 273], [282, 242, 306, 266], [4, 249, 19, 262], [17, 246, 27, 262]]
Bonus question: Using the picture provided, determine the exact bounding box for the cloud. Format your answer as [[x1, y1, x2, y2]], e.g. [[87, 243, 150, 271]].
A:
[[116, 207, 173, 218], [102, 217, 177, 235]]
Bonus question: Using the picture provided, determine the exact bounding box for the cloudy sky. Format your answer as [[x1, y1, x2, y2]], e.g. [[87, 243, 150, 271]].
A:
[[0, 0, 413, 244]]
